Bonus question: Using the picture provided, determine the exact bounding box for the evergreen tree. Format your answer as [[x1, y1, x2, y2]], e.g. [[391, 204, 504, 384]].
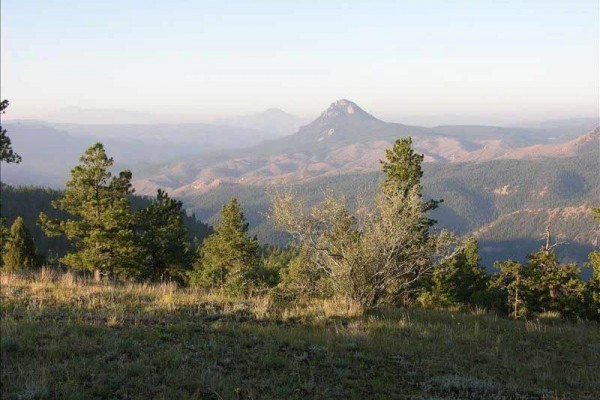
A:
[[490, 249, 585, 319], [420, 236, 488, 307], [585, 257, 600, 321], [489, 260, 529, 318], [584, 207, 600, 320], [2, 217, 37, 271], [255, 245, 298, 289], [1, 100, 22, 262], [1, 185, 72, 261], [0, 215, 8, 264], [380, 137, 441, 220], [191, 198, 259, 294], [136, 189, 191, 282], [39, 143, 141, 279], [0, 184, 210, 267], [0, 100, 21, 164], [526, 250, 585, 318]]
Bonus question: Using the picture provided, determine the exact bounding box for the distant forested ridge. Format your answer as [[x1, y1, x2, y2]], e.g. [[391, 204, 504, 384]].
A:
[[181, 145, 599, 269]]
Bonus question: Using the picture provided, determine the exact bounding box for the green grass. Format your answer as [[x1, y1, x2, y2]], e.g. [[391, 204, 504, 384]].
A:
[[1, 270, 598, 399]]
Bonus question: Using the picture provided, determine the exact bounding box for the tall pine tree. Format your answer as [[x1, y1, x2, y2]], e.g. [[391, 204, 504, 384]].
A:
[[136, 189, 191, 282], [380, 137, 441, 230], [2, 217, 37, 271], [191, 198, 259, 294], [39, 143, 141, 279]]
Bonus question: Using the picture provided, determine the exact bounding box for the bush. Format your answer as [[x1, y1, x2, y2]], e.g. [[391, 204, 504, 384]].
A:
[[270, 253, 333, 302]]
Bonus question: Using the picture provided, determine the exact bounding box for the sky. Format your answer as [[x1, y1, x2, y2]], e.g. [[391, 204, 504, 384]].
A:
[[1, 0, 599, 125]]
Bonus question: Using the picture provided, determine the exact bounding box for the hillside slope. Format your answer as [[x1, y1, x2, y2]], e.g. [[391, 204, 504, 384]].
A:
[[3, 272, 598, 399]]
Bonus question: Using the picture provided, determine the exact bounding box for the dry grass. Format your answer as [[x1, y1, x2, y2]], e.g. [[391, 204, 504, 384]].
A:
[[1, 270, 599, 399]]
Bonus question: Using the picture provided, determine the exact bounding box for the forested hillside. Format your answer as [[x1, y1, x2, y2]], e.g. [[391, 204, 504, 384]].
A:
[[182, 144, 599, 268]]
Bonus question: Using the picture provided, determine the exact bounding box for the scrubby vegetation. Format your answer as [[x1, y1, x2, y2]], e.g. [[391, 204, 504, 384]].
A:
[[1, 270, 599, 399]]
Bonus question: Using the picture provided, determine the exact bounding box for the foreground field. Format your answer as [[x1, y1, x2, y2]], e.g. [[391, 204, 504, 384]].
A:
[[1, 271, 598, 399]]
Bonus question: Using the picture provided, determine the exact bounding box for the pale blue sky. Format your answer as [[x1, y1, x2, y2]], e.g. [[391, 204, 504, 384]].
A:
[[1, 0, 598, 124]]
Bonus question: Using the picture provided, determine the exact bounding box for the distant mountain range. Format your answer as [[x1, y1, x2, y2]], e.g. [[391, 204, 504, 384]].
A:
[[0, 108, 306, 187], [132, 99, 599, 197]]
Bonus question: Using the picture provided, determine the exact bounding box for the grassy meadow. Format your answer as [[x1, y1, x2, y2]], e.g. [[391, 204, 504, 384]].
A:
[[1, 270, 598, 399]]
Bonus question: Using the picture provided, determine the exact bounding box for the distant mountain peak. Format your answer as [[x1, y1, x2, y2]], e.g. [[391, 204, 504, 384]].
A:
[[319, 99, 379, 121], [294, 99, 387, 141], [262, 108, 288, 116]]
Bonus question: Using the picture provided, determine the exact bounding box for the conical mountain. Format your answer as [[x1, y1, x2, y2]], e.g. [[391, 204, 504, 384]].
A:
[[294, 99, 389, 144], [314, 99, 381, 123]]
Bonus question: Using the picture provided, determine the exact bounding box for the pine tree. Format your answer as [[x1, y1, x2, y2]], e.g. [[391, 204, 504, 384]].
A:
[[381, 137, 424, 193], [258, 245, 299, 288], [191, 198, 259, 294], [456, 237, 489, 303], [380, 137, 441, 221], [2, 217, 37, 271], [585, 257, 600, 321], [136, 189, 191, 282], [0, 100, 21, 164], [526, 250, 585, 318], [421, 236, 488, 307], [1, 100, 22, 262], [584, 207, 600, 320], [39, 143, 141, 279], [489, 260, 529, 318], [0, 218, 8, 263], [490, 249, 585, 319]]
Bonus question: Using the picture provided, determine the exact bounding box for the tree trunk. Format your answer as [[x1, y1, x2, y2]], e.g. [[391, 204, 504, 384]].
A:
[[94, 269, 101, 282]]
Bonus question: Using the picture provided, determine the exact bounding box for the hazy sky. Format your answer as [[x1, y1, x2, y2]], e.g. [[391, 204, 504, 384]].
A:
[[1, 0, 598, 124]]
